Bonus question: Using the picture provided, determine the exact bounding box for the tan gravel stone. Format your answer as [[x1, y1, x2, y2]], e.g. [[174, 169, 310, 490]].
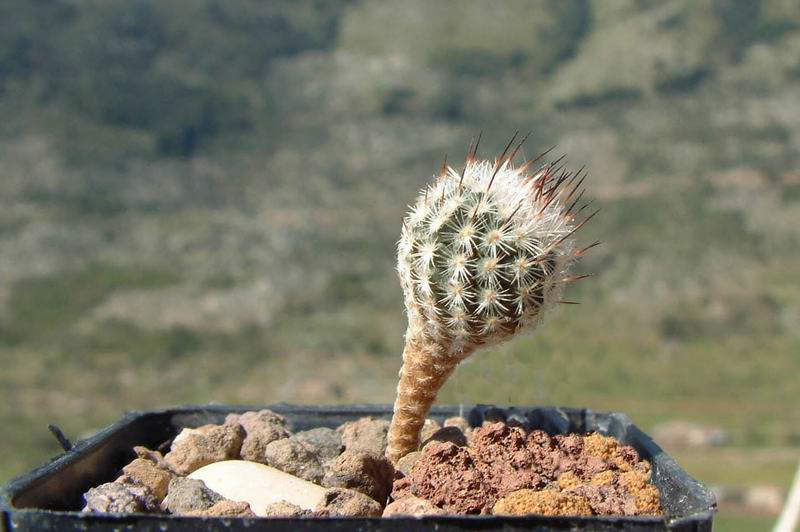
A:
[[315, 487, 383, 517], [383, 495, 445, 517]]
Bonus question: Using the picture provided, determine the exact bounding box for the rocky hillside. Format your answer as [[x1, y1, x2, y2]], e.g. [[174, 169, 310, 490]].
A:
[[1, 0, 799, 484]]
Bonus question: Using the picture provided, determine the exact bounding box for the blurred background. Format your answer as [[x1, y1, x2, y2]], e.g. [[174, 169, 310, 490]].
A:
[[1, 0, 799, 529]]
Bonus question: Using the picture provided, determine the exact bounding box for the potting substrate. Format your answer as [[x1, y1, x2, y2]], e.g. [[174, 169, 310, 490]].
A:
[[1, 404, 716, 530]]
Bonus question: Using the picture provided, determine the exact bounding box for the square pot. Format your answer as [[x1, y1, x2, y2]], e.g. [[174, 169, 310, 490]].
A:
[[1, 404, 716, 531]]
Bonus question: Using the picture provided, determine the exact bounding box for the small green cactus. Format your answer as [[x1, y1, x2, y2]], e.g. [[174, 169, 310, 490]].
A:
[[386, 134, 597, 462]]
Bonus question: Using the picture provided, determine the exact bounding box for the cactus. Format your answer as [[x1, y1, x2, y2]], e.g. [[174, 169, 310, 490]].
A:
[[386, 133, 597, 462]]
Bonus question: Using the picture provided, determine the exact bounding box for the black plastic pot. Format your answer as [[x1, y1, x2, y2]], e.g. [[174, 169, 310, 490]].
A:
[[1, 404, 716, 531]]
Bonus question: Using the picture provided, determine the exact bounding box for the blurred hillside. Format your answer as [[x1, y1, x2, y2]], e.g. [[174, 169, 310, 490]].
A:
[[1, 1, 799, 526]]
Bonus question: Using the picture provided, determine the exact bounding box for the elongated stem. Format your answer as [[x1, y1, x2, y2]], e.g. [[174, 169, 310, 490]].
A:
[[386, 335, 474, 462]]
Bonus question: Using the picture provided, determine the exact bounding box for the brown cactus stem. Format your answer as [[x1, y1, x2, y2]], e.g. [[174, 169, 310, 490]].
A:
[[386, 334, 474, 463]]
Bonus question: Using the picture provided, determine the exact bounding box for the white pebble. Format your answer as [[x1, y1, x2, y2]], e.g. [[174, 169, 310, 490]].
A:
[[188, 460, 325, 516]]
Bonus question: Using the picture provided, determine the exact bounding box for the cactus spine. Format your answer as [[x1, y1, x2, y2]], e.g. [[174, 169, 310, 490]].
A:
[[386, 134, 596, 462]]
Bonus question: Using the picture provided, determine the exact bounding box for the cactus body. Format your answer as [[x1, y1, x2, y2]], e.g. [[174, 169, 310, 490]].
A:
[[387, 138, 594, 462]]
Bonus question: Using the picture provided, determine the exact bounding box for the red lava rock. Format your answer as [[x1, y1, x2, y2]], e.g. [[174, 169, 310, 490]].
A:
[[614, 445, 643, 472], [315, 487, 383, 517], [406, 442, 490, 514], [578, 453, 611, 479], [392, 422, 662, 517], [527, 430, 554, 449], [471, 423, 543, 502], [555, 434, 584, 457], [526, 431, 560, 479], [492, 468, 544, 501], [471, 423, 529, 466]]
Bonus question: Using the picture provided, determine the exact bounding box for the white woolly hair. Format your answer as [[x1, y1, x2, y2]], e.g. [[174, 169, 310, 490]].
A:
[[397, 134, 597, 357]]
